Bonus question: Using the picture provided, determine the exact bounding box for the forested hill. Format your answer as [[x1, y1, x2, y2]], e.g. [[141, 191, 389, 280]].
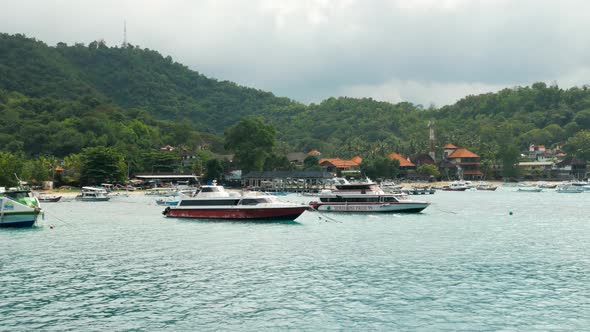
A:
[[1, 32, 590, 162], [0, 33, 301, 134]]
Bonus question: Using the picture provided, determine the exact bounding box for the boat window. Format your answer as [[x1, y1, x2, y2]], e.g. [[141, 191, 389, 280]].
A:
[[240, 198, 268, 205], [179, 199, 239, 206]]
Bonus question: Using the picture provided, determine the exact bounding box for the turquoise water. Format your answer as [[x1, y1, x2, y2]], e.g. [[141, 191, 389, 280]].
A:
[[1, 189, 589, 331]]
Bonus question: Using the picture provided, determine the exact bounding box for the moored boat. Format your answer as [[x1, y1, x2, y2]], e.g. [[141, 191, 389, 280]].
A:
[[309, 179, 429, 213], [0, 188, 43, 227], [517, 186, 542, 192], [442, 181, 469, 191], [556, 184, 584, 193], [76, 187, 110, 201], [475, 182, 498, 191], [163, 184, 308, 220], [37, 193, 62, 202]]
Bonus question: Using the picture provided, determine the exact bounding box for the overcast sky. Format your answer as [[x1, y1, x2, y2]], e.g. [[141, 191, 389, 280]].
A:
[[1, 0, 589, 106]]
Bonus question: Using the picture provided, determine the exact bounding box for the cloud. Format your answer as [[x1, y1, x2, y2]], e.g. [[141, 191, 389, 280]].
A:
[[1, 0, 589, 106]]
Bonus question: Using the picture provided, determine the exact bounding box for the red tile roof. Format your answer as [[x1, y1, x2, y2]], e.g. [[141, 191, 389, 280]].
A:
[[448, 148, 479, 158], [351, 156, 363, 164], [388, 152, 415, 167], [443, 144, 458, 149], [319, 158, 360, 168], [308, 149, 321, 156]]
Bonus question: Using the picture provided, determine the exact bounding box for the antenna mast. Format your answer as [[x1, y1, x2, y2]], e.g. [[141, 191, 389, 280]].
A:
[[123, 20, 127, 47], [428, 120, 436, 161]]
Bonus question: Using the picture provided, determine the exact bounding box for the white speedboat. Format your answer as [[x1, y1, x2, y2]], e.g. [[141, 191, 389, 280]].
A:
[[163, 183, 308, 220], [76, 187, 110, 201], [309, 179, 429, 213]]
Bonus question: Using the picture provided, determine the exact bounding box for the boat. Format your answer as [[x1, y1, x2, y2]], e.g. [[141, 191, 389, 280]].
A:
[[537, 182, 557, 189], [162, 183, 308, 220], [517, 186, 542, 192], [556, 184, 584, 193], [308, 179, 429, 213], [475, 182, 498, 191], [38, 194, 62, 202], [155, 198, 179, 206], [76, 187, 110, 201], [442, 181, 469, 191], [145, 187, 180, 197], [0, 188, 43, 227]]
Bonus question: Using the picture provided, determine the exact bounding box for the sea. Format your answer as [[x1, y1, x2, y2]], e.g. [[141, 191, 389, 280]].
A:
[[1, 188, 589, 331]]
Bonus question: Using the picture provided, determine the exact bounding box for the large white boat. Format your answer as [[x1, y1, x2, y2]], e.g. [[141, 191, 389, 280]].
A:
[[309, 179, 429, 213], [442, 181, 470, 191], [0, 188, 43, 227], [76, 187, 110, 201], [163, 184, 308, 220]]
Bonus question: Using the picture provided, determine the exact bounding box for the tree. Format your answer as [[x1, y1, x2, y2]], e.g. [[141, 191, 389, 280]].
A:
[[360, 156, 399, 180], [564, 130, 590, 161], [416, 164, 440, 178], [224, 117, 276, 174], [203, 158, 224, 183], [0, 151, 23, 186], [303, 155, 320, 170], [79, 147, 126, 185]]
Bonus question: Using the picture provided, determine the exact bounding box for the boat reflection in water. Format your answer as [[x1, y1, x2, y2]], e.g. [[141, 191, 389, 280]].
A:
[[163, 183, 308, 220], [309, 178, 430, 213]]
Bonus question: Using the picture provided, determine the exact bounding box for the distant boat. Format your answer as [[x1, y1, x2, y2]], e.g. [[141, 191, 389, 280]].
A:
[[556, 184, 584, 193], [537, 182, 557, 189], [76, 187, 110, 201], [442, 181, 469, 191], [475, 182, 498, 191], [38, 194, 62, 202], [155, 199, 179, 206], [517, 186, 542, 192], [0, 188, 43, 227]]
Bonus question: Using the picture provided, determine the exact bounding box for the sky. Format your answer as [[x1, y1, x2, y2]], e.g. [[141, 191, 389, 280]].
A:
[[1, 0, 589, 107]]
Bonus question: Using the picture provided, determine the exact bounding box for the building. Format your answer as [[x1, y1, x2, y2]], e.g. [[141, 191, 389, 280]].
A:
[[442, 144, 483, 180], [319, 157, 361, 175], [242, 170, 333, 192], [286, 152, 307, 166]]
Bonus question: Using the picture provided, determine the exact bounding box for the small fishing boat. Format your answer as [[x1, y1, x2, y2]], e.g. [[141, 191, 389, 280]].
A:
[[517, 186, 542, 192], [155, 199, 179, 206], [475, 182, 498, 191], [0, 188, 43, 227], [537, 182, 557, 189], [37, 193, 62, 202]]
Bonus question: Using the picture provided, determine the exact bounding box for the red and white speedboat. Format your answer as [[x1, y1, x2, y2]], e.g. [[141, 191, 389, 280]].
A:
[[162, 184, 308, 220], [309, 178, 430, 213]]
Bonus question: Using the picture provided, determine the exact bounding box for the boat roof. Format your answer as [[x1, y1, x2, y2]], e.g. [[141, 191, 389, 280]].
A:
[[81, 186, 108, 191]]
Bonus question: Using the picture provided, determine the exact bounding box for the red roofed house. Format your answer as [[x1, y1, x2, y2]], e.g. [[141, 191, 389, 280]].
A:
[[319, 157, 361, 175], [443, 144, 483, 180], [388, 152, 415, 168]]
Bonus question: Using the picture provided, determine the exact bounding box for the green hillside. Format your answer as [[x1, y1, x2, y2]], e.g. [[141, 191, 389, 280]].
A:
[[1, 32, 590, 182]]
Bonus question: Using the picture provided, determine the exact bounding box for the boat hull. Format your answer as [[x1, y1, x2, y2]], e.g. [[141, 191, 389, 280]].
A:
[[0, 211, 40, 227], [309, 202, 429, 213], [164, 206, 308, 220]]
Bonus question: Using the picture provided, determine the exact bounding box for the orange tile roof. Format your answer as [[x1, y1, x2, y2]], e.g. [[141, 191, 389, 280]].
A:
[[54, 166, 64, 171], [351, 156, 363, 164], [307, 149, 321, 156], [448, 148, 479, 158], [443, 144, 458, 149], [319, 158, 360, 168], [388, 152, 415, 167]]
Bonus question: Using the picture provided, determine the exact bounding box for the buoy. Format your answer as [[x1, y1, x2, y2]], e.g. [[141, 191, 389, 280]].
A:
[[49, 224, 55, 229], [509, 211, 513, 215]]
